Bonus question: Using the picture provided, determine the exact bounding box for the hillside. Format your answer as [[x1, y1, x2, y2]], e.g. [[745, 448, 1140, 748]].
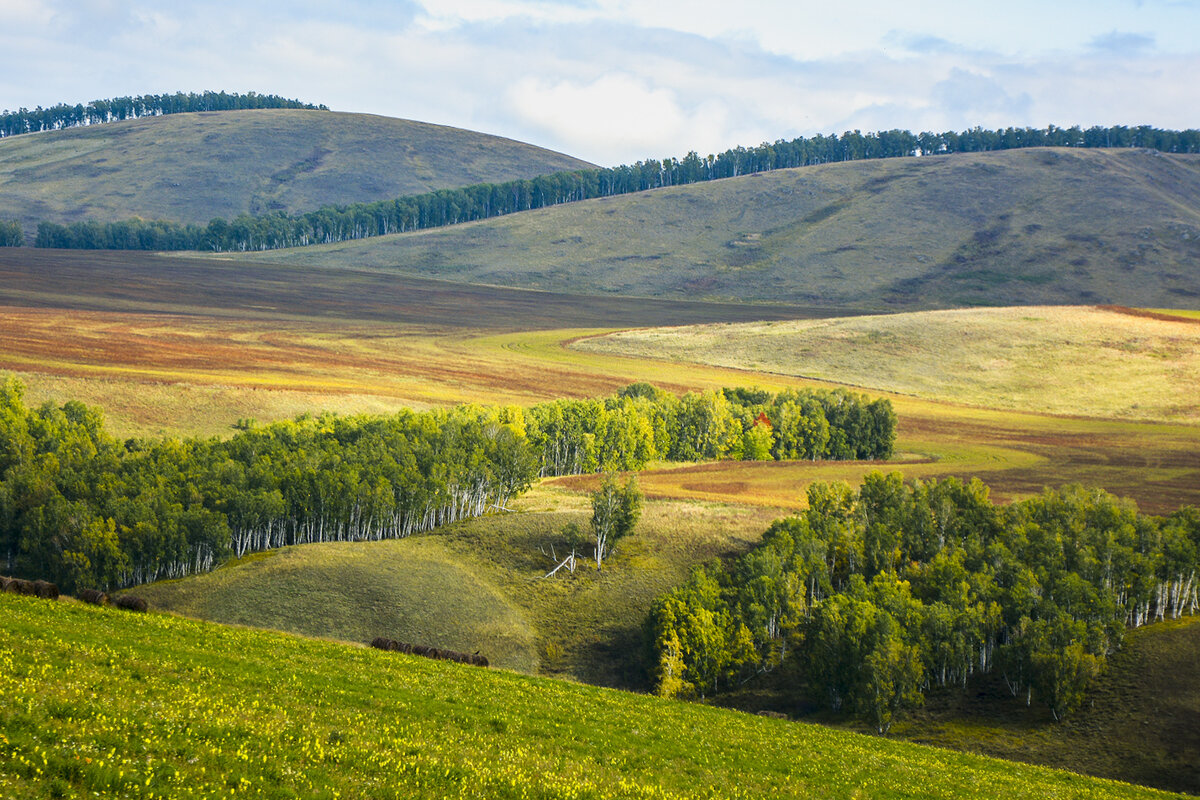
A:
[[575, 305, 1200, 423], [137, 491, 781, 688], [238, 147, 1200, 310], [0, 109, 593, 234], [890, 615, 1200, 795], [0, 593, 1185, 799]]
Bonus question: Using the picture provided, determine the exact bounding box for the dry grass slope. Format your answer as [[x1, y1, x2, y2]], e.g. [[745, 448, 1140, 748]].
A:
[[578, 305, 1200, 423], [0, 109, 594, 233], [240, 147, 1200, 310]]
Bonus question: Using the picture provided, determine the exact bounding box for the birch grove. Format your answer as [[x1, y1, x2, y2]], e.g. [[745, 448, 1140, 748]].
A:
[[650, 473, 1200, 727]]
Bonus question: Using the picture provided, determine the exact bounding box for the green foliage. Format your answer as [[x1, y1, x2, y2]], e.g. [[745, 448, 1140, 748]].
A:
[[0, 378, 539, 592], [649, 473, 1200, 728], [0, 379, 891, 593], [0, 219, 22, 246], [589, 473, 642, 568], [525, 385, 895, 478]]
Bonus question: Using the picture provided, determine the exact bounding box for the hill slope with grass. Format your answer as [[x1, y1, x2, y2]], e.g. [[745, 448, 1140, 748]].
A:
[[577, 305, 1200, 423], [239, 147, 1200, 310], [138, 490, 781, 688], [0, 109, 593, 233], [889, 615, 1200, 795], [135, 539, 541, 672], [0, 592, 1186, 799]]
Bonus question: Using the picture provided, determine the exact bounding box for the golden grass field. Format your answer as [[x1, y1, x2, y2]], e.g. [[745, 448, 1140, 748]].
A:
[[576, 305, 1200, 423]]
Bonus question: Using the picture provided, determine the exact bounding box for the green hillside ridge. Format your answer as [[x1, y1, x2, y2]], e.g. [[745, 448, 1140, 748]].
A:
[[0, 109, 594, 234], [0, 592, 1185, 799], [237, 147, 1200, 310]]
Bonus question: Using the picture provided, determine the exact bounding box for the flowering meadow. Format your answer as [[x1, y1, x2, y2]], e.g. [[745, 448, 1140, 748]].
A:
[[0, 593, 1184, 799]]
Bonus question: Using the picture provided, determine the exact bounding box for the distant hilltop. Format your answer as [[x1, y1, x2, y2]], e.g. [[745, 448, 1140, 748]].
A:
[[0, 90, 327, 137]]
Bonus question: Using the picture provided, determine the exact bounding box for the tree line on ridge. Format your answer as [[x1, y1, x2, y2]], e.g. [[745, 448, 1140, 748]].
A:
[[27, 123, 1200, 252], [0, 91, 325, 138]]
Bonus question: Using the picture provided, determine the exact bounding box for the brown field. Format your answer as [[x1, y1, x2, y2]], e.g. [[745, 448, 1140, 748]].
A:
[[1, 249, 1197, 514]]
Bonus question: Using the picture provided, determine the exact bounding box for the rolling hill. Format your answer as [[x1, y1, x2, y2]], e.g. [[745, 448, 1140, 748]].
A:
[[0, 592, 1186, 799], [576, 305, 1200, 423], [136, 490, 781, 688], [0, 109, 594, 234], [236, 146, 1200, 310]]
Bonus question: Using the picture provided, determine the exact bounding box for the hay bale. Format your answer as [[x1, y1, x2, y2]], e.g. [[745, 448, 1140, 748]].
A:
[[32, 580, 59, 600], [11, 578, 36, 596], [470, 654, 490, 668], [77, 588, 108, 605], [756, 710, 788, 720], [0, 576, 13, 592], [113, 594, 148, 612], [370, 636, 393, 651], [411, 645, 431, 657]]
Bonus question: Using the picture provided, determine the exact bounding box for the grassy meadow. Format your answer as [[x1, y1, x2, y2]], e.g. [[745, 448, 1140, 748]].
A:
[[0, 109, 593, 234], [1, 592, 1187, 800], [576, 305, 1200, 423], [135, 538, 541, 673], [235, 147, 1200, 310]]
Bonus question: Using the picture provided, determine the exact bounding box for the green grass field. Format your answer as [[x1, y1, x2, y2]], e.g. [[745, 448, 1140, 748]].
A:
[[237, 147, 1200, 310], [0, 592, 1186, 799], [0, 109, 593, 234], [576, 305, 1200, 423]]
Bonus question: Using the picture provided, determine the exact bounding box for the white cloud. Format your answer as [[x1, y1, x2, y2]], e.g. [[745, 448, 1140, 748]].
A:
[[508, 74, 739, 163], [0, 0, 54, 25], [0, 2, 1197, 165]]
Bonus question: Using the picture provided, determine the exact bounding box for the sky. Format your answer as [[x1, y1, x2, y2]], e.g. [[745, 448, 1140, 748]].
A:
[[1, 0, 1197, 165]]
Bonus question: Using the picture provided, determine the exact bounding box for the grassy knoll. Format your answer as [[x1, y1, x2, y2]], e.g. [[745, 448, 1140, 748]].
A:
[[0, 109, 593, 233], [237, 147, 1200, 310], [141, 488, 781, 689], [0, 593, 1184, 799], [576, 305, 1200, 423], [135, 539, 540, 672]]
